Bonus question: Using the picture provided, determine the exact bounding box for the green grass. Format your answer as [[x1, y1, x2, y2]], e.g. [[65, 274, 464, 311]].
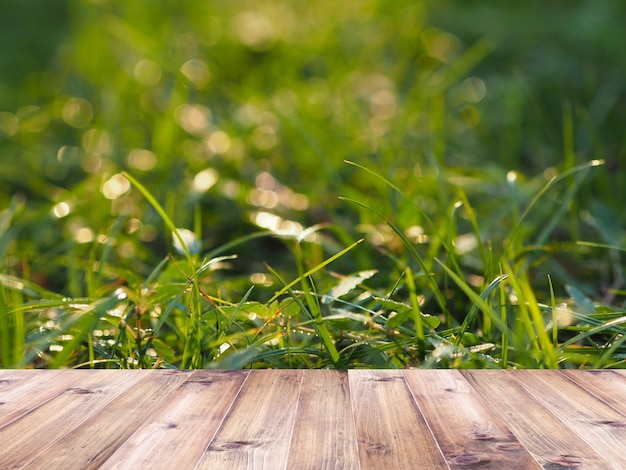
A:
[[1, 0, 626, 369]]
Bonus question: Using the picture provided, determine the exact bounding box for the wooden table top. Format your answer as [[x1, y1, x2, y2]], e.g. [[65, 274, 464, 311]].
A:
[[1, 369, 625, 469]]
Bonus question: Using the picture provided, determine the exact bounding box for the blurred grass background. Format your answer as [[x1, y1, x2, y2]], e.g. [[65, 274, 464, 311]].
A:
[[1, 0, 625, 368]]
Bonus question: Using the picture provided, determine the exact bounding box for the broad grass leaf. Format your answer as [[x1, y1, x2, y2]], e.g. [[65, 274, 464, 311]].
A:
[[374, 297, 440, 329], [323, 270, 377, 304]]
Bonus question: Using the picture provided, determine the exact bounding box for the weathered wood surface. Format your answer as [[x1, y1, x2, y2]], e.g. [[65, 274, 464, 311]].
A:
[[1, 370, 625, 469]]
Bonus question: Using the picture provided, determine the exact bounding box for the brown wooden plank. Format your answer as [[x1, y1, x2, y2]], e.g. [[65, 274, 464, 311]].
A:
[[25, 370, 192, 469], [286, 370, 359, 470], [511, 370, 626, 466], [561, 369, 626, 415], [349, 370, 447, 469], [462, 370, 612, 469], [0, 369, 36, 382], [404, 370, 541, 469], [196, 369, 303, 470], [100, 370, 249, 469], [0, 369, 92, 429], [0, 369, 149, 468]]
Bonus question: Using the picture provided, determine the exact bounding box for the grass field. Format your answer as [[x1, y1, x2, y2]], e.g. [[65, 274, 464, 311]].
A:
[[1, 0, 625, 369]]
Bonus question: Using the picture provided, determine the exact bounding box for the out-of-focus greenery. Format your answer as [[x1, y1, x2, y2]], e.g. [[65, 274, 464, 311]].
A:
[[1, 0, 625, 369]]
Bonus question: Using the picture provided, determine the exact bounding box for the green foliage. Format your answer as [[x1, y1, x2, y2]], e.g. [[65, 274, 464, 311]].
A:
[[1, 0, 626, 369]]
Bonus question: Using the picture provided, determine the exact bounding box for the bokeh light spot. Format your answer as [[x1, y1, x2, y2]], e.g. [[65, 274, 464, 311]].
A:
[[507, 170, 518, 184], [233, 10, 278, 51], [421, 27, 457, 62], [193, 168, 219, 192], [134, 59, 162, 86], [172, 228, 201, 255], [207, 130, 231, 154], [180, 59, 210, 89], [128, 149, 157, 171], [175, 104, 212, 135], [74, 227, 94, 244], [52, 202, 71, 218], [251, 125, 278, 150], [461, 77, 487, 103], [62, 98, 93, 128], [369, 89, 397, 119], [102, 173, 131, 200], [82, 128, 112, 154]]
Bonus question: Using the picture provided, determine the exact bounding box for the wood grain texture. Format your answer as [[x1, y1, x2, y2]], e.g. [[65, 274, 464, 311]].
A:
[[1, 369, 625, 469], [101, 370, 248, 470], [404, 369, 541, 469], [0, 369, 149, 468], [0, 369, 87, 428], [286, 370, 359, 470], [462, 370, 612, 469], [511, 370, 626, 467], [349, 370, 447, 470], [25, 370, 192, 470], [561, 369, 626, 415], [196, 369, 303, 470]]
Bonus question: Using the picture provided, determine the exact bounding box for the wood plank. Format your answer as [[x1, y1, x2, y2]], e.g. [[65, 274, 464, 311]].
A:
[[1, 369, 624, 469], [196, 370, 303, 470], [511, 370, 626, 466], [286, 370, 359, 470], [0, 369, 149, 468], [462, 370, 612, 469], [0, 369, 92, 429], [101, 370, 249, 470], [404, 370, 541, 469], [349, 370, 447, 469], [25, 370, 192, 469], [561, 369, 626, 415], [0, 369, 37, 383]]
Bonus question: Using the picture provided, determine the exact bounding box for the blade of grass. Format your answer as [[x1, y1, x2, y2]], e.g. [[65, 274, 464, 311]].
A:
[[501, 262, 558, 368], [404, 266, 424, 342], [265, 262, 344, 368], [506, 159, 604, 254], [498, 265, 508, 368], [562, 102, 580, 243], [548, 274, 558, 348], [434, 258, 512, 344], [340, 196, 448, 313], [268, 238, 364, 303], [122, 171, 194, 266], [453, 273, 509, 346], [50, 290, 129, 368], [577, 241, 626, 252], [559, 315, 626, 350], [534, 168, 589, 248], [456, 188, 489, 273], [343, 160, 464, 278], [122, 171, 204, 368]]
